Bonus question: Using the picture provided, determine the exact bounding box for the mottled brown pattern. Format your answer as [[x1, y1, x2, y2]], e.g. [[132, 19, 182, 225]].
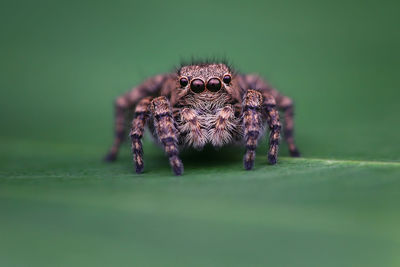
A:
[[242, 90, 264, 170], [104, 74, 172, 162], [105, 62, 301, 175], [150, 96, 183, 175], [265, 103, 281, 165], [210, 105, 237, 147], [179, 108, 207, 149], [130, 97, 152, 173]]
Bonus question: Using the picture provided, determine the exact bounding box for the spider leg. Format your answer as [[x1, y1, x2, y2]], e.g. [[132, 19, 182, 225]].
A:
[[264, 93, 281, 165], [277, 95, 301, 157], [104, 96, 128, 162], [130, 97, 152, 173], [150, 96, 184, 176], [104, 74, 170, 162], [241, 74, 300, 157], [242, 90, 264, 170]]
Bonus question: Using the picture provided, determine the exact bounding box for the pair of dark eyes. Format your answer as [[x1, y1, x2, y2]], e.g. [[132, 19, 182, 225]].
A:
[[179, 75, 232, 93]]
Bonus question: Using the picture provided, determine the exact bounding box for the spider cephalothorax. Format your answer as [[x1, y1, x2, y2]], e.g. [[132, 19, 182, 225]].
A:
[[105, 61, 301, 175]]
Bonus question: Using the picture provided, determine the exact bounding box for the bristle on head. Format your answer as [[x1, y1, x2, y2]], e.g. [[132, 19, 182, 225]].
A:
[[175, 57, 234, 75]]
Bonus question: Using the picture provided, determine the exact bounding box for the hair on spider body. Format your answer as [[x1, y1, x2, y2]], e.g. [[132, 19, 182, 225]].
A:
[[105, 61, 301, 175], [176, 57, 234, 74]]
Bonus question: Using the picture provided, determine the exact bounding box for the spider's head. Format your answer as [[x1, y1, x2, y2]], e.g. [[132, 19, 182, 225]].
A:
[[177, 63, 233, 96]]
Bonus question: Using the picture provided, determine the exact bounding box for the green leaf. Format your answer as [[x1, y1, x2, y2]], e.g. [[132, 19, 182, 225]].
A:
[[1, 140, 400, 267]]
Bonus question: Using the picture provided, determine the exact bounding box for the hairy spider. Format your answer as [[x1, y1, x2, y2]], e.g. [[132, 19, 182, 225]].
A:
[[104, 61, 300, 175]]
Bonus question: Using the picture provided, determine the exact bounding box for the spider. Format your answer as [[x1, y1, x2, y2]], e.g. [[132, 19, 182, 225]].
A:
[[104, 61, 300, 175]]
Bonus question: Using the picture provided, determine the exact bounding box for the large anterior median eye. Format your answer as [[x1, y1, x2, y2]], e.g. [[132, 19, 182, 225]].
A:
[[179, 77, 188, 87], [190, 79, 205, 93], [206, 78, 222, 92]]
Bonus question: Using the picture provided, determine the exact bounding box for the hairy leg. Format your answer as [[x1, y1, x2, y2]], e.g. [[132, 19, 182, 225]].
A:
[[104, 74, 170, 161], [241, 74, 299, 157], [130, 97, 152, 173], [263, 93, 281, 164], [242, 90, 264, 170], [104, 96, 128, 161], [150, 96, 184, 175], [277, 96, 300, 157]]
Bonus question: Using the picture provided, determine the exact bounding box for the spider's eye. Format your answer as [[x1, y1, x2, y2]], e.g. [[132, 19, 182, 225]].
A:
[[223, 74, 231, 84], [190, 79, 205, 93], [206, 78, 222, 92], [179, 77, 188, 87]]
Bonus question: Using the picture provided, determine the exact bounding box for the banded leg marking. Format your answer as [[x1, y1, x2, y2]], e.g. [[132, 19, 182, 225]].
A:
[[130, 97, 152, 173], [242, 90, 264, 170], [151, 96, 183, 175], [264, 94, 281, 164]]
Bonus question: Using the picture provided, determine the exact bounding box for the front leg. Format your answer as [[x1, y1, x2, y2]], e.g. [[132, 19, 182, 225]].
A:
[[151, 96, 184, 175], [242, 90, 281, 170]]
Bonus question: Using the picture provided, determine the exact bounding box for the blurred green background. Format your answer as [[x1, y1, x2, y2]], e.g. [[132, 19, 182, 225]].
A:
[[1, 0, 400, 266]]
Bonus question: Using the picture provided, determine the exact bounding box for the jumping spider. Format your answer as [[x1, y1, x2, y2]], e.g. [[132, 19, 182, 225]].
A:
[[104, 61, 300, 175]]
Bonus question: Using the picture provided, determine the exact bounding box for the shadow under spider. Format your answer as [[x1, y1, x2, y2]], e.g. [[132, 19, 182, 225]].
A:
[[117, 143, 244, 171], [116, 139, 292, 174], [179, 145, 243, 168]]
